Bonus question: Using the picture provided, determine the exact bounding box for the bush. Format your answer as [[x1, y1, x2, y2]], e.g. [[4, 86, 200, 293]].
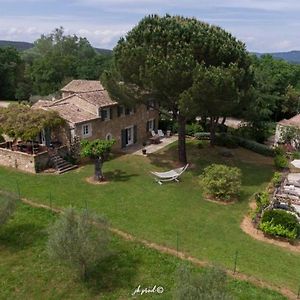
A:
[[260, 209, 300, 240], [0, 193, 17, 226], [236, 137, 275, 157], [174, 265, 231, 300], [200, 164, 242, 201], [186, 123, 203, 136], [274, 154, 288, 169], [271, 172, 283, 187], [255, 192, 270, 211], [47, 208, 110, 280], [194, 132, 210, 140], [292, 151, 300, 159], [215, 133, 239, 148], [195, 140, 204, 149]]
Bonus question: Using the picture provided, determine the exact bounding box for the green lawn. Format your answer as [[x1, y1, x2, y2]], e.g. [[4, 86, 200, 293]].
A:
[[0, 202, 286, 299], [0, 140, 299, 294]]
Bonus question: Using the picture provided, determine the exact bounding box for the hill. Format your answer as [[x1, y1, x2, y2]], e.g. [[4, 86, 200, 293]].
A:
[[0, 40, 112, 55], [254, 50, 300, 64]]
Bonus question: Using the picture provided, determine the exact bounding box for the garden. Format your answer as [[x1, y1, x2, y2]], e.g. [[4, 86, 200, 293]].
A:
[[0, 140, 300, 298]]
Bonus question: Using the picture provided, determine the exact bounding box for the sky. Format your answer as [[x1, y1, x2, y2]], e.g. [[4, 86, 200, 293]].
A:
[[0, 0, 299, 52]]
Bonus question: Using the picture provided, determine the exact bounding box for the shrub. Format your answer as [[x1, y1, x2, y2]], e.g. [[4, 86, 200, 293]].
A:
[[215, 133, 238, 148], [292, 151, 300, 159], [194, 132, 210, 140], [195, 140, 204, 149], [271, 172, 283, 187], [255, 192, 270, 211], [47, 208, 110, 280], [186, 123, 203, 136], [260, 209, 300, 240], [174, 265, 231, 300], [236, 137, 275, 156], [0, 193, 17, 226], [274, 154, 288, 169], [200, 164, 242, 201]]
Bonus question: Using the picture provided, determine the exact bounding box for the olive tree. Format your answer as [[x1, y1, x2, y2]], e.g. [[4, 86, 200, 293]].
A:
[[0, 193, 17, 227], [104, 14, 252, 163], [80, 139, 115, 181], [174, 264, 232, 300], [47, 208, 110, 280]]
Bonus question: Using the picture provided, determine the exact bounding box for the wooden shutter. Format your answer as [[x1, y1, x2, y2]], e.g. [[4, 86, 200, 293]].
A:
[[101, 109, 105, 121], [146, 121, 149, 132], [121, 129, 126, 148], [110, 107, 113, 119], [133, 125, 137, 144], [117, 106, 121, 117], [125, 107, 130, 115]]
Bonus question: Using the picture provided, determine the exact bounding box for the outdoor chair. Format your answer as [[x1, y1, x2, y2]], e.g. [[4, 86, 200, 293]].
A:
[[150, 164, 189, 185], [158, 129, 165, 138]]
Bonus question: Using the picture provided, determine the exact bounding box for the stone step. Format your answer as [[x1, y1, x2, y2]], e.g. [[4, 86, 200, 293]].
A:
[[58, 165, 78, 174]]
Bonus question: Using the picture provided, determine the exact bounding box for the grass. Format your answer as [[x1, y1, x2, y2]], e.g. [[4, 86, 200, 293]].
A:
[[0, 140, 299, 293], [0, 201, 287, 299]]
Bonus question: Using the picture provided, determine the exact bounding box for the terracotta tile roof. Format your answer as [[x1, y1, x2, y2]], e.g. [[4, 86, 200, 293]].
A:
[[78, 91, 118, 107], [61, 80, 104, 93], [47, 102, 97, 124], [31, 100, 53, 109], [279, 114, 300, 127]]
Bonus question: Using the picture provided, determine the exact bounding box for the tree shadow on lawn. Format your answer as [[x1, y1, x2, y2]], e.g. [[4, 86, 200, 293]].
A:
[[104, 169, 139, 182], [84, 249, 139, 295], [0, 223, 46, 251]]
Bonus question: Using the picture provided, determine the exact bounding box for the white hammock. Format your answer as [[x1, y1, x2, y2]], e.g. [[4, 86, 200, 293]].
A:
[[150, 164, 189, 184]]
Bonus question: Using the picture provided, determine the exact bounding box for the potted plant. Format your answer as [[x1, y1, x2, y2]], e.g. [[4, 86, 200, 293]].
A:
[[142, 141, 147, 155]]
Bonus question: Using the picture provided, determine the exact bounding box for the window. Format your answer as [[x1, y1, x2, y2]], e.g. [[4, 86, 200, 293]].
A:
[[125, 107, 135, 115], [118, 105, 125, 117], [148, 119, 155, 132], [82, 123, 92, 137], [101, 108, 110, 121], [106, 133, 113, 141], [147, 100, 155, 110]]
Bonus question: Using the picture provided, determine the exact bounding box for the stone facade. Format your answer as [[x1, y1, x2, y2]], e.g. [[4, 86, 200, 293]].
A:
[[0, 146, 50, 173], [73, 104, 159, 150]]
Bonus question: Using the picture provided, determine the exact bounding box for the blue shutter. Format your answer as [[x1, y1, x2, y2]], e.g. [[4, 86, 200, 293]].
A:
[[121, 129, 126, 148]]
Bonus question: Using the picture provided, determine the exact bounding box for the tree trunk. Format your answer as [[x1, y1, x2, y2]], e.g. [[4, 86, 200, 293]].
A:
[[210, 116, 217, 146], [94, 156, 104, 181], [221, 117, 226, 125], [178, 114, 187, 164]]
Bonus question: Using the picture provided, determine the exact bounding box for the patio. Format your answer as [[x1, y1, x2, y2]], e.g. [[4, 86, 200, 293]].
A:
[[122, 135, 178, 155]]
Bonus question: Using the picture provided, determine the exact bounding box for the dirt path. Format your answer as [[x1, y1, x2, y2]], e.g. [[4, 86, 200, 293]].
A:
[[20, 197, 297, 299]]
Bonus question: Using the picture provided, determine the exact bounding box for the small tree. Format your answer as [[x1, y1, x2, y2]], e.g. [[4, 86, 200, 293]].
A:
[[200, 164, 242, 201], [0, 193, 17, 227], [174, 264, 232, 300], [80, 139, 115, 181], [47, 208, 110, 280], [280, 126, 300, 150]]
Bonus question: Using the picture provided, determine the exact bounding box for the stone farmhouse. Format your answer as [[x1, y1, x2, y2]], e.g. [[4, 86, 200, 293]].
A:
[[0, 80, 159, 173], [34, 80, 159, 149]]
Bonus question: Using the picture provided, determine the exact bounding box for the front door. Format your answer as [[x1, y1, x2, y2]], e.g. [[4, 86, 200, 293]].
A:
[[126, 126, 134, 146]]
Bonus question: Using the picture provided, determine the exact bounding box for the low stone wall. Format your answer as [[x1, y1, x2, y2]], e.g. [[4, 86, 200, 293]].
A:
[[0, 148, 50, 173]]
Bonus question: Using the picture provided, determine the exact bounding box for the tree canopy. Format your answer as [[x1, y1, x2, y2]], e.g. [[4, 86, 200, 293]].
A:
[[81, 139, 115, 181], [104, 14, 252, 161], [0, 104, 64, 140]]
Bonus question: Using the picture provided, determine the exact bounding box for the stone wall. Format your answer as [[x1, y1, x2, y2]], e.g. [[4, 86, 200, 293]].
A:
[[74, 104, 159, 149], [0, 147, 50, 173]]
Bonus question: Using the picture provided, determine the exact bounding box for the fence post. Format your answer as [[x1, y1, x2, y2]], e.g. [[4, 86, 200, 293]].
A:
[[49, 192, 52, 209], [176, 231, 179, 255], [16, 181, 21, 200], [233, 250, 238, 274]]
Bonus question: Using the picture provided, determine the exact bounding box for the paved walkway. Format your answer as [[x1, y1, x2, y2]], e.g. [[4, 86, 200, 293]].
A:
[[123, 135, 177, 155], [0, 101, 11, 108]]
